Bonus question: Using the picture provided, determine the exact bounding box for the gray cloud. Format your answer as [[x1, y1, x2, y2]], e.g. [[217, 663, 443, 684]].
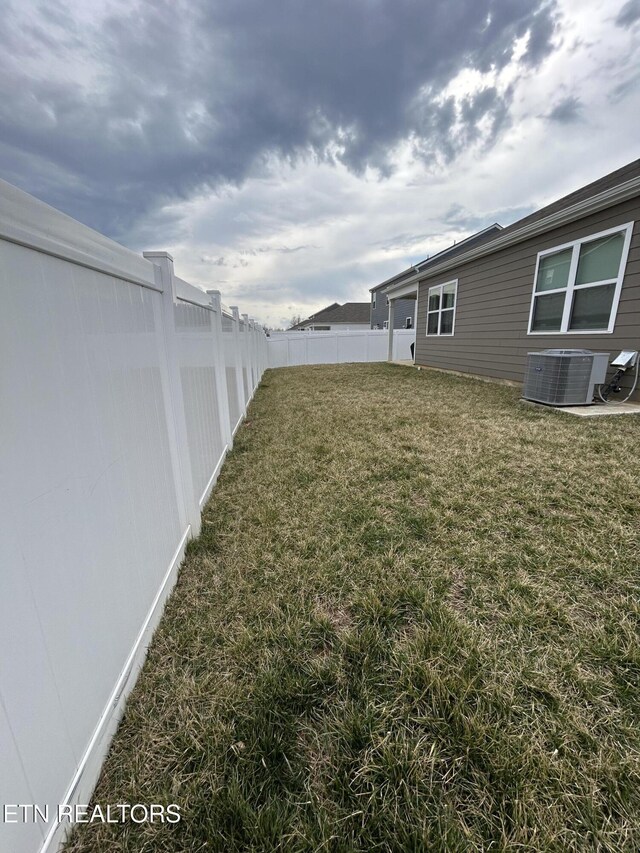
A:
[[546, 95, 583, 123], [523, 6, 560, 64], [615, 0, 640, 28], [610, 71, 640, 103], [373, 233, 431, 253], [445, 202, 534, 232], [238, 245, 319, 256], [0, 0, 558, 240]]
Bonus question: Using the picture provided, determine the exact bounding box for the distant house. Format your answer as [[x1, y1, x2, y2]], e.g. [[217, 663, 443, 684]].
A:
[[289, 302, 370, 331], [382, 160, 640, 400], [370, 287, 416, 330]]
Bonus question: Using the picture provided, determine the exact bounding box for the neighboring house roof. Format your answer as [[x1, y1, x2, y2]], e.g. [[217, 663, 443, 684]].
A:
[[311, 302, 341, 318], [323, 303, 370, 324], [289, 302, 370, 329], [288, 303, 339, 329], [384, 158, 640, 295], [370, 223, 503, 294]]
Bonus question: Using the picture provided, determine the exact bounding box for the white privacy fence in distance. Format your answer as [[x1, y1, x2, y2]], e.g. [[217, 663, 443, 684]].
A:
[[0, 180, 268, 853], [267, 328, 416, 368]]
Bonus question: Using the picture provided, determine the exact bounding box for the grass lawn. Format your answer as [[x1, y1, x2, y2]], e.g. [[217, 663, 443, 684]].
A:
[[66, 364, 640, 852]]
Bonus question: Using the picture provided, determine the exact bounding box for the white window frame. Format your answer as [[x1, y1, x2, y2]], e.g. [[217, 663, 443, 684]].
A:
[[372, 293, 376, 309], [383, 320, 388, 330], [527, 222, 634, 335], [405, 317, 413, 329], [426, 279, 458, 337]]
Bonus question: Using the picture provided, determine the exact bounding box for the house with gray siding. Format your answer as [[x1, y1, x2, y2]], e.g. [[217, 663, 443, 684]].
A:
[[370, 285, 416, 330], [370, 224, 503, 355], [383, 160, 640, 401]]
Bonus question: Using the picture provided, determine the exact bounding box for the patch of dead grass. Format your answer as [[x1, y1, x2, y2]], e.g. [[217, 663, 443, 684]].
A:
[[65, 364, 640, 853]]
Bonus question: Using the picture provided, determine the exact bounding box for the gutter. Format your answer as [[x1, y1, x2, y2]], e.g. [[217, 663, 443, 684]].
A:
[[383, 175, 640, 296]]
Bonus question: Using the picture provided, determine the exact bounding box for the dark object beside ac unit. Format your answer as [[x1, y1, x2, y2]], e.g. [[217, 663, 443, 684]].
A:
[[523, 349, 610, 406]]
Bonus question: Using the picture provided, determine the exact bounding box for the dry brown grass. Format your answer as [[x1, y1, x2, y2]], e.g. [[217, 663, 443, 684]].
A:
[[65, 363, 640, 852]]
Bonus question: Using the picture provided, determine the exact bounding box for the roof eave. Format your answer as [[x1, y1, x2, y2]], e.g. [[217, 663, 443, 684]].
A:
[[369, 222, 503, 293], [383, 178, 640, 295], [369, 269, 416, 293]]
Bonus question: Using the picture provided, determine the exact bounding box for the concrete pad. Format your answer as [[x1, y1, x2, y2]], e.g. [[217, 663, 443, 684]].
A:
[[521, 399, 640, 417]]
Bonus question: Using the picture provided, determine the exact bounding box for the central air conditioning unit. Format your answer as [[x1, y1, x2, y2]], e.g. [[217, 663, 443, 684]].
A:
[[523, 349, 610, 406]]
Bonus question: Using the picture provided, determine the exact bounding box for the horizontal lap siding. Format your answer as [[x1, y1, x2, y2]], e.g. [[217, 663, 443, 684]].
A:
[[371, 295, 416, 329], [415, 197, 640, 400]]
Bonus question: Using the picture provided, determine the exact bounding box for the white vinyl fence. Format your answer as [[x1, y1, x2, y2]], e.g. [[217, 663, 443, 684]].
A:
[[0, 181, 268, 853], [268, 328, 416, 368]]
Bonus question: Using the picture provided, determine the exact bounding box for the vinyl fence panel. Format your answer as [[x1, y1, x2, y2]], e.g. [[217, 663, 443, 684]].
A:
[[267, 328, 416, 367], [337, 332, 367, 362], [0, 179, 267, 853], [174, 278, 230, 511], [392, 329, 416, 361], [1, 241, 184, 853], [268, 335, 289, 368]]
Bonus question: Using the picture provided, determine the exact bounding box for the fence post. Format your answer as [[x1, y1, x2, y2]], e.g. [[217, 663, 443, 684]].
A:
[[247, 318, 254, 392], [387, 300, 395, 362], [251, 321, 257, 389], [231, 306, 247, 417], [242, 314, 252, 397], [206, 290, 233, 451], [143, 251, 201, 537], [249, 319, 258, 391], [256, 325, 262, 376], [262, 328, 267, 375]]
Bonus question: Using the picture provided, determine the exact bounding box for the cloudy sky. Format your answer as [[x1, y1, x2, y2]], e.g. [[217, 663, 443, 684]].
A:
[[2, 0, 639, 327]]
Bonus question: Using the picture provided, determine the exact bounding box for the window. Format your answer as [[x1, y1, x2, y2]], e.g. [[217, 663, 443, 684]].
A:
[[528, 223, 633, 334], [383, 320, 388, 330], [386, 296, 389, 306], [312, 325, 330, 331], [405, 317, 413, 329], [426, 280, 457, 336], [372, 294, 376, 309]]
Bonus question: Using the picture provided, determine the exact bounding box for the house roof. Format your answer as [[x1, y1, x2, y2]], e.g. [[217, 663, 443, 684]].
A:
[[384, 158, 640, 295], [289, 302, 370, 329], [370, 223, 503, 293], [492, 158, 640, 240]]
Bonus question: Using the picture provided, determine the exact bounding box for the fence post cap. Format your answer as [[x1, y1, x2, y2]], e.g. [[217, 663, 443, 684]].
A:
[[206, 289, 222, 310], [142, 250, 174, 262]]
